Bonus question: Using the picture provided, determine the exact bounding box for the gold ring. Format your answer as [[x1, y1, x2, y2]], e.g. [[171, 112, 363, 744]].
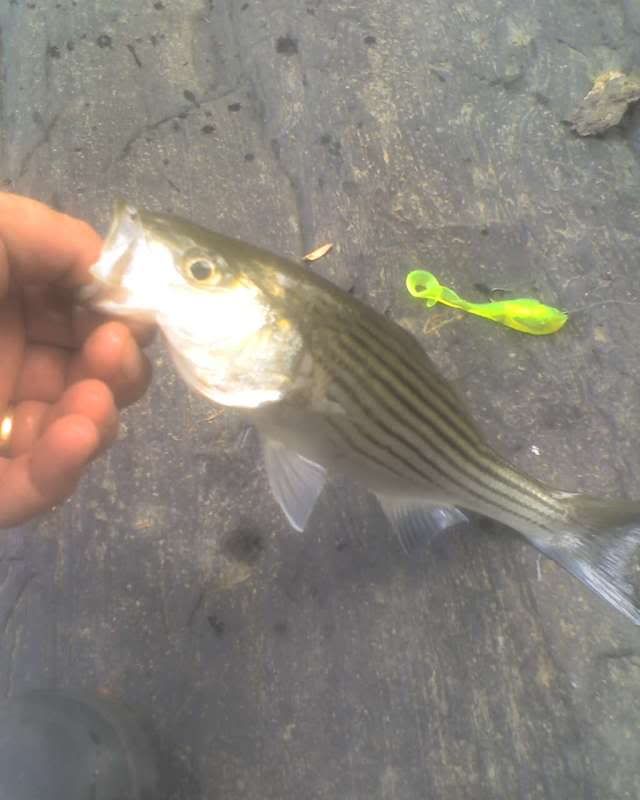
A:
[[0, 407, 15, 455]]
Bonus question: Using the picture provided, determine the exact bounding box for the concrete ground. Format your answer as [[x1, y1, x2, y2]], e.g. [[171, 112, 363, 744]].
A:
[[1, 1, 640, 797]]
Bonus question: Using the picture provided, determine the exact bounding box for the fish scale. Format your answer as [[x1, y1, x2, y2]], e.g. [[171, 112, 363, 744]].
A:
[[315, 330, 561, 532], [298, 292, 564, 522]]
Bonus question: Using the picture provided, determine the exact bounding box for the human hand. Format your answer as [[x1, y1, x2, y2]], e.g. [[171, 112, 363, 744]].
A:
[[0, 193, 153, 528]]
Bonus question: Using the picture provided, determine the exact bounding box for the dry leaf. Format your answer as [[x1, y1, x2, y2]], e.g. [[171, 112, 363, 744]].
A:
[[304, 243, 333, 262], [568, 70, 640, 136]]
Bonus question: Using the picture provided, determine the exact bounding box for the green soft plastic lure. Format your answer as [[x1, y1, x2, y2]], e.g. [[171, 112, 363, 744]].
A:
[[406, 270, 568, 335]]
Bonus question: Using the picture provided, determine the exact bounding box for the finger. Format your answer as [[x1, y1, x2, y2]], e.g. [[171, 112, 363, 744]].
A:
[[20, 255, 156, 350], [72, 306, 157, 348], [67, 321, 152, 408], [119, 318, 157, 348], [13, 344, 69, 403], [0, 290, 25, 412], [22, 285, 75, 348], [0, 414, 100, 529], [44, 379, 119, 450], [0, 193, 102, 288], [9, 400, 49, 456], [10, 380, 119, 456]]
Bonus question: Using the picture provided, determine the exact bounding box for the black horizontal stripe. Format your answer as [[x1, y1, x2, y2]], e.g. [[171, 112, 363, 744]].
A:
[[325, 299, 565, 518], [309, 294, 510, 468], [336, 301, 483, 445], [325, 320, 562, 520], [324, 413, 419, 484], [316, 347, 556, 533], [326, 381, 460, 492]]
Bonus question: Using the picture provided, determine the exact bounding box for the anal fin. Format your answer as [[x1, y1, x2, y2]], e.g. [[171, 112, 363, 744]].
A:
[[377, 495, 468, 553]]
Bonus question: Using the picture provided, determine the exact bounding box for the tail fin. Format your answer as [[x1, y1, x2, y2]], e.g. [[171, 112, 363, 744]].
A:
[[526, 494, 640, 625]]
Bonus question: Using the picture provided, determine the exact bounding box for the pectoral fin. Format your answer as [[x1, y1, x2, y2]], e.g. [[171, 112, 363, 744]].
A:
[[377, 495, 468, 553], [262, 437, 327, 532]]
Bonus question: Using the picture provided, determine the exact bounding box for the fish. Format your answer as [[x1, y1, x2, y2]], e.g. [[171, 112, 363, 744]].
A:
[[406, 270, 568, 335], [85, 200, 640, 625]]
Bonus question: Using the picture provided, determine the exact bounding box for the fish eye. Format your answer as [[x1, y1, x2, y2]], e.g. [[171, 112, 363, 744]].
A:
[[189, 260, 214, 281]]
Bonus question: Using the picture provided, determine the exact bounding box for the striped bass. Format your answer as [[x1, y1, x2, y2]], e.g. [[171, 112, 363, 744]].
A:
[[85, 201, 640, 625]]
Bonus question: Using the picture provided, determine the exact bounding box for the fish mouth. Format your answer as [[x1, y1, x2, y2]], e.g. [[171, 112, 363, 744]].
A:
[[80, 199, 160, 320], [102, 199, 138, 266], [91, 198, 144, 289]]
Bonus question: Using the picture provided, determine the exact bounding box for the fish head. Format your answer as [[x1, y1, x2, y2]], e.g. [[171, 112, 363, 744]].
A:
[[88, 199, 261, 318], [86, 200, 303, 408]]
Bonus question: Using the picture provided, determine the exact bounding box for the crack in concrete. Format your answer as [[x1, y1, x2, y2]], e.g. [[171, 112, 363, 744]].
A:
[[0, 560, 34, 637], [13, 112, 60, 184], [222, 0, 314, 253], [105, 86, 238, 172]]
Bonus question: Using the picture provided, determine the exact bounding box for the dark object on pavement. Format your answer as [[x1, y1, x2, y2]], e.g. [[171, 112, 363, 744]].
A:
[[0, 691, 157, 800]]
